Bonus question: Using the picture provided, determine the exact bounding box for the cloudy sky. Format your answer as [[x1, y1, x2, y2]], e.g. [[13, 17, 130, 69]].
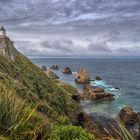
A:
[[0, 0, 140, 57]]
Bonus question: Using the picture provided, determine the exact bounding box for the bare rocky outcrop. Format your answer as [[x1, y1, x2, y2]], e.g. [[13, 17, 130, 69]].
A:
[[119, 107, 139, 125], [45, 70, 59, 79], [75, 69, 90, 84], [50, 65, 59, 70], [95, 76, 102, 81], [81, 85, 115, 101], [42, 65, 47, 71], [0, 36, 16, 61], [63, 67, 72, 74], [72, 94, 81, 102]]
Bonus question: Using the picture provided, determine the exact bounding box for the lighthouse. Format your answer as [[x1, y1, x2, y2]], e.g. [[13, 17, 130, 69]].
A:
[[0, 26, 6, 37]]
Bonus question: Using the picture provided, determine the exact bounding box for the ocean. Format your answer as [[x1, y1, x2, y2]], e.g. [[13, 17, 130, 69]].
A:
[[31, 58, 140, 117]]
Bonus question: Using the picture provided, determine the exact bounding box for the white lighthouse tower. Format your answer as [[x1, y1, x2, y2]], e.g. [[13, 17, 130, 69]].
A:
[[0, 26, 6, 37]]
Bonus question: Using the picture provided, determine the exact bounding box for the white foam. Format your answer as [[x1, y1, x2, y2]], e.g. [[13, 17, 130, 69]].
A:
[[72, 71, 77, 75], [91, 80, 111, 88], [108, 87, 118, 91], [91, 80, 121, 98]]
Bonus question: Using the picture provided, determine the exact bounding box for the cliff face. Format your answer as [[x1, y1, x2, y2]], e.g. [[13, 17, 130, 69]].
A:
[[0, 36, 15, 61], [0, 35, 94, 140], [0, 36, 80, 120]]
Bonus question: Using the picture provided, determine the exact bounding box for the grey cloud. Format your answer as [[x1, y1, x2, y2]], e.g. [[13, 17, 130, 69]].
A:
[[87, 42, 111, 53], [117, 46, 140, 54], [41, 40, 74, 52], [1, 0, 140, 57]]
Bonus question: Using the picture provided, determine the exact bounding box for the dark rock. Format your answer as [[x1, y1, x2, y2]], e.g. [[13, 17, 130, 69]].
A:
[[50, 65, 59, 70], [119, 107, 139, 125], [115, 87, 120, 90], [42, 65, 47, 71], [63, 67, 72, 74], [95, 76, 102, 81], [78, 112, 84, 126], [72, 94, 80, 102], [91, 113, 119, 136], [75, 69, 90, 84], [45, 70, 59, 79]]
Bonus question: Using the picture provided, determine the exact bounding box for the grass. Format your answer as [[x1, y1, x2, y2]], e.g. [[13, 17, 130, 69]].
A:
[[0, 84, 25, 132], [114, 124, 135, 140], [0, 83, 94, 140], [104, 123, 136, 140], [0, 51, 81, 121], [0, 83, 48, 140], [56, 81, 78, 95]]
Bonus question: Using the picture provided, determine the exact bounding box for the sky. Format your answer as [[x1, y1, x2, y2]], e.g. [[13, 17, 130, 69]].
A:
[[0, 0, 140, 58]]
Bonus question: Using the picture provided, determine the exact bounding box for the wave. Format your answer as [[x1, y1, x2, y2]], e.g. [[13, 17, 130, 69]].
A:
[[91, 80, 121, 98], [72, 71, 77, 75]]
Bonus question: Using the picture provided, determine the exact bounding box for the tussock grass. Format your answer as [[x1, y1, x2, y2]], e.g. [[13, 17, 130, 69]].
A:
[[0, 85, 25, 132], [104, 123, 136, 140], [114, 124, 135, 140], [0, 84, 48, 140]]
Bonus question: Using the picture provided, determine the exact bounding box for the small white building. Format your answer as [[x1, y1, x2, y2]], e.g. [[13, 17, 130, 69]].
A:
[[0, 26, 6, 36]]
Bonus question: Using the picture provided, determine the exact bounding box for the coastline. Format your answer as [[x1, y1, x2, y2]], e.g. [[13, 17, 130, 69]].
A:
[[42, 64, 140, 139]]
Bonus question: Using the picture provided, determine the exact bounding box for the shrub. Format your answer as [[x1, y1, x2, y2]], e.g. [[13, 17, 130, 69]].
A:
[[50, 125, 95, 140], [56, 116, 71, 125]]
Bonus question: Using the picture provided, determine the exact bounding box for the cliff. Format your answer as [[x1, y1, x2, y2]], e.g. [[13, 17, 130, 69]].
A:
[[0, 36, 95, 139], [0, 36, 15, 61]]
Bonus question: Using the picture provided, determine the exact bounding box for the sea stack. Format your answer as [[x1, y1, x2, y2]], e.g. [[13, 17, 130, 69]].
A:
[[63, 67, 72, 74], [50, 65, 59, 70], [95, 76, 102, 81], [75, 69, 90, 84]]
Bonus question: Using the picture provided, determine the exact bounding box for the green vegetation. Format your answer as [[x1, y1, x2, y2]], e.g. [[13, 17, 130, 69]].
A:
[[50, 125, 95, 140], [104, 123, 136, 140], [112, 123, 135, 140], [0, 82, 93, 140], [55, 81, 78, 95], [0, 51, 80, 119], [0, 45, 88, 139], [0, 83, 47, 139]]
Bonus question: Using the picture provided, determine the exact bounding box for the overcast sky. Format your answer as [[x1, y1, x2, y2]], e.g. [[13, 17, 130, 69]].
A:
[[0, 0, 140, 57]]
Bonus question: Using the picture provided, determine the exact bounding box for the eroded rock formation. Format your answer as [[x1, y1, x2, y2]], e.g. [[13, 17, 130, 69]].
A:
[[63, 67, 72, 74], [75, 69, 90, 84], [81, 85, 115, 101]]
